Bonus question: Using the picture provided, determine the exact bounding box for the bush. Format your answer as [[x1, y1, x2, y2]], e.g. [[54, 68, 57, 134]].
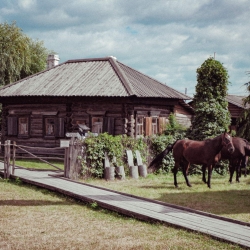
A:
[[80, 133, 148, 178], [79, 114, 218, 178]]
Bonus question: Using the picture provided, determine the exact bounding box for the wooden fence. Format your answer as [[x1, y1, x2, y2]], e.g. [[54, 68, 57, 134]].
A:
[[2, 138, 82, 180]]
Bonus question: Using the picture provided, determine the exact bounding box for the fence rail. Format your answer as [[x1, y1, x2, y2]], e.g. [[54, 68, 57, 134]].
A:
[[2, 138, 82, 180]]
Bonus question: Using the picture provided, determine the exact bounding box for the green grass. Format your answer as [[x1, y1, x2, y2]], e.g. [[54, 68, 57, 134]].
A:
[[0, 177, 245, 250], [84, 172, 250, 223], [15, 159, 64, 170]]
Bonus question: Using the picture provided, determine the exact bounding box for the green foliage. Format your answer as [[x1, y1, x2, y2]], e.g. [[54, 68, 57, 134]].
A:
[[90, 201, 98, 209], [14, 177, 22, 185], [236, 77, 250, 140], [164, 113, 186, 139], [80, 133, 147, 178], [80, 116, 188, 178], [189, 57, 231, 140], [0, 21, 51, 86]]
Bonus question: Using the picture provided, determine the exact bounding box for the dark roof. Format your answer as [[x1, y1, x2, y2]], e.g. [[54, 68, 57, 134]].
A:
[[226, 95, 250, 109], [0, 56, 191, 100]]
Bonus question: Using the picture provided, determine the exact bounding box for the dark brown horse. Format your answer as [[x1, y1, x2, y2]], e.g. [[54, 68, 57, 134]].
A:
[[202, 137, 248, 184], [148, 132, 234, 188]]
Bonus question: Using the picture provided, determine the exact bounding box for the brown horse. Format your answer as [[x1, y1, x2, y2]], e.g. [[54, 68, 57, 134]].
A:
[[148, 132, 234, 188], [202, 137, 248, 184]]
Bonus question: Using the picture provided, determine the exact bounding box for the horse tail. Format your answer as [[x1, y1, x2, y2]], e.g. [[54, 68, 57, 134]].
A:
[[148, 140, 178, 173]]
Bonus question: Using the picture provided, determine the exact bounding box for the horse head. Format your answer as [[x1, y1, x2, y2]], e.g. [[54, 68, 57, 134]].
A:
[[222, 132, 234, 154]]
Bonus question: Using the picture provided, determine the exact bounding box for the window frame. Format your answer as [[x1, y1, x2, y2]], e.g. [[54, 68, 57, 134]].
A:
[[7, 115, 30, 138], [91, 116, 103, 134], [43, 116, 65, 139], [136, 116, 144, 138], [151, 116, 158, 135], [18, 116, 30, 138]]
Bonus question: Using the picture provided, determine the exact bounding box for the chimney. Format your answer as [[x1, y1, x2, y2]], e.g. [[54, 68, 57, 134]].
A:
[[47, 54, 60, 69]]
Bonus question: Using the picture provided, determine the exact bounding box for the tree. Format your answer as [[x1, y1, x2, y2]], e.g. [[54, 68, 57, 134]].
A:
[[189, 57, 231, 140], [236, 72, 250, 140], [0, 21, 51, 86]]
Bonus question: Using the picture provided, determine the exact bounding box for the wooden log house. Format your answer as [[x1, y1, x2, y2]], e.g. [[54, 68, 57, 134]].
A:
[[226, 95, 249, 131], [0, 56, 192, 154]]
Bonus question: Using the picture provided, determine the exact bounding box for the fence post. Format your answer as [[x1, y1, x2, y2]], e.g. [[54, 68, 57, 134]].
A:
[[68, 137, 81, 180], [64, 143, 70, 178], [4, 140, 11, 179], [63, 136, 82, 180], [12, 141, 16, 175]]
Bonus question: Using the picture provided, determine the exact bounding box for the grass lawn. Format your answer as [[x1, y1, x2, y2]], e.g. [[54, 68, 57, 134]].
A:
[[0, 176, 246, 250], [15, 159, 64, 170], [1, 160, 249, 249], [85, 172, 250, 224]]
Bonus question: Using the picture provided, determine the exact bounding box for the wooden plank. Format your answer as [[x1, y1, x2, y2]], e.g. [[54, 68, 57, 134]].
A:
[[135, 150, 143, 165], [126, 150, 134, 166], [104, 152, 110, 168]]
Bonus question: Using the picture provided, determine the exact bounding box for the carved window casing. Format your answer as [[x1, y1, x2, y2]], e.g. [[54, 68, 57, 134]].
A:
[[136, 115, 167, 137]]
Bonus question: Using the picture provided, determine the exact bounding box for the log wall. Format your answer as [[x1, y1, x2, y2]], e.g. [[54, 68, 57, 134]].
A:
[[0, 97, 187, 152]]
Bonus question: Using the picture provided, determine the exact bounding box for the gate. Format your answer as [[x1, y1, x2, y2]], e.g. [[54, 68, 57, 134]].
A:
[[2, 138, 82, 180]]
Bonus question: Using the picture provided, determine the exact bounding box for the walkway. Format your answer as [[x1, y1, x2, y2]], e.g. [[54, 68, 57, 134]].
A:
[[1, 167, 250, 248]]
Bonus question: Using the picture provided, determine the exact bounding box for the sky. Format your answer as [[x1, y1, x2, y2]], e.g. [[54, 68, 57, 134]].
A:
[[1, 0, 250, 97]]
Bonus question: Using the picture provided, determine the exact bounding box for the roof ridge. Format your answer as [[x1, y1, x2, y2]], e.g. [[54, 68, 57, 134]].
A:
[[108, 57, 135, 96], [65, 57, 111, 64]]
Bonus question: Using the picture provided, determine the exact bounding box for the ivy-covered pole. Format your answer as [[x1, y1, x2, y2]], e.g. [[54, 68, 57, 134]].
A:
[[189, 57, 231, 140]]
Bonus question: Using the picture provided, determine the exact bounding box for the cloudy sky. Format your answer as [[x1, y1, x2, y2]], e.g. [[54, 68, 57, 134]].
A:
[[1, 0, 250, 97]]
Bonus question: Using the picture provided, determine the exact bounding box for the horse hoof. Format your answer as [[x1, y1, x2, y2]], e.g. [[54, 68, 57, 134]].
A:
[[188, 184, 192, 187]]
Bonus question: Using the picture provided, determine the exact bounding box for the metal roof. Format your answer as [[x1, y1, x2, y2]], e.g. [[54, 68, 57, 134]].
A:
[[0, 56, 191, 99], [226, 95, 250, 109]]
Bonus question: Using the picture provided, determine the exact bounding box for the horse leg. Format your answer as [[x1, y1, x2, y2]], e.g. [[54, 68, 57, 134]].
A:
[[173, 162, 179, 188], [202, 165, 207, 183], [240, 156, 248, 178], [228, 163, 234, 184], [207, 165, 213, 188], [182, 161, 192, 187], [235, 162, 240, 183]]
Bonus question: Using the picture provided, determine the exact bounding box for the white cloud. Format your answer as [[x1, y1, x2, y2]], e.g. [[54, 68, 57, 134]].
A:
[[18, 0, 36, 10], [0, 0, 249, 96]]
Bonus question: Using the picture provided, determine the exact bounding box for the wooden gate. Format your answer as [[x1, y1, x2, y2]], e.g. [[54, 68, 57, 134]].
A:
[[2, 138, 82, 180]]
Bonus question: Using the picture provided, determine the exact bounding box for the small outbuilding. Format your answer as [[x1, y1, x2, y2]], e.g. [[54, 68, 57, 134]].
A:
[[226, 95, 249, 130], [0, 56, 192, 149]]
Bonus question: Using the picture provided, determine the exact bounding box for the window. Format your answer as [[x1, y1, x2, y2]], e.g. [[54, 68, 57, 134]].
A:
[[45, 118, 55, 136], [158, 117, 167, 134], [136, 116, 163, 137], [44, 117, 64, 138], [103, 117, 115, 135], [152, 117, 158, 135], [18, 117, 29, 135], [92, 117, 103, 134], [136, 117, 144, 137], [7, 116, 29, 137]]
